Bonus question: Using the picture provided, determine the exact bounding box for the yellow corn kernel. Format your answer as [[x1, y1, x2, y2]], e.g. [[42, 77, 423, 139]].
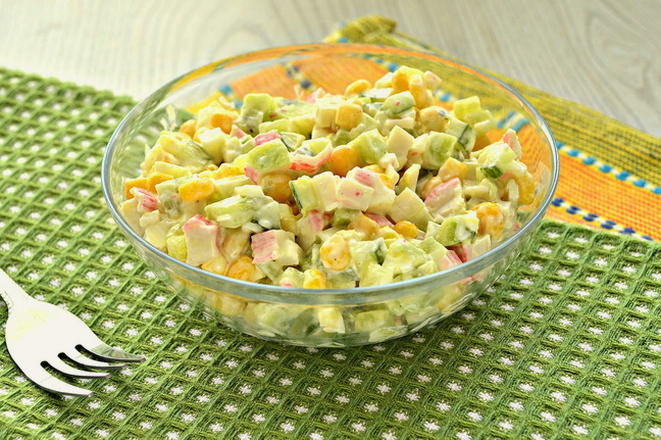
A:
[[261, 172, 292, 203], [420, 176, 443, 199], [210, 112, 234, 134], [474, 202, 504, 239], [379, 173, 396, 189], [201, 254, 228, 275], [365, 164, 383, 173], [320, 236, 351, 271], [281, 213, 297, 234], [328, 145, 360, 177], [124, 177, 150, 199], [350, 213, 380, 239], [179, 119, 196, 137], [423, 71, 442, 90], [418, 106, 448, 132], [222, 229, 250, 262], [214, 293, 246, 316], [147, 173, 173, 190], [394, 220, 419, 239], [178, 178, 215, 202], [515, 172, 535, 205], [303, 269, 327, 289], [437, 157, 468, 182], [391, 68, 413, 93], [344, 79, 371, 95], [226, 256, 256, 281], [335, 103, 363, 131], [409, 73, 432, 109], [377, 226, 400, 240], [473, 134, 492, 151], [211, 164, 243, 179]]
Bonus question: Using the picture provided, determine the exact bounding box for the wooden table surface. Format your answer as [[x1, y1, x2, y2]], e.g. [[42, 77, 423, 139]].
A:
[[1, 0, 659, 136]]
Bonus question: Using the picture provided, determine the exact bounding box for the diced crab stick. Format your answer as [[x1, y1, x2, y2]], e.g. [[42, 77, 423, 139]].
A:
[[182, 214, 220, 266], [306, 210, 326, 233], [501, 129, 522, 158], [254, 130, 280, 146], [130, 187, 158, 212], [365, 212, 393, 226], [352, 168, 378, 187], [251, 230, 279, 264], [439, 250, 462, 270], [230, 125, 246, 138], [424, 177, 461, 205], [449, 244, 470, 262], [336, 178, 374, 211], [289, 146, 332, 174], [182, 213, 216, 230], [244, 166, 259, 183]]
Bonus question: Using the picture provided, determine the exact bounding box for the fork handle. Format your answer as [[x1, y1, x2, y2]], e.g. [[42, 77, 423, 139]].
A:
[[0, 269, 33, 311]]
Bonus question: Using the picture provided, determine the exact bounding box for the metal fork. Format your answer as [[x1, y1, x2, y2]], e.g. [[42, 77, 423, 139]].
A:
[[0, 268, 144, 397]]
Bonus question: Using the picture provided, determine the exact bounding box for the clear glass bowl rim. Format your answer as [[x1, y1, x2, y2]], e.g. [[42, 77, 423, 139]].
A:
[[101, 43, 559, 302]]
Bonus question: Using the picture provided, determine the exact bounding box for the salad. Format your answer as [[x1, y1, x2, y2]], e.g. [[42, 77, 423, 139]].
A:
[[120, 66, 535, 291]]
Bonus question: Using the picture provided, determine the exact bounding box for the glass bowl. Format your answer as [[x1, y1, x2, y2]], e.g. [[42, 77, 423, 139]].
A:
[[102, 44, 558, 347]]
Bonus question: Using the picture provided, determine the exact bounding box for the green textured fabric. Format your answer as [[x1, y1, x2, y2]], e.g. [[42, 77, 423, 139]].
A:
[[0, 66, 660, 440]]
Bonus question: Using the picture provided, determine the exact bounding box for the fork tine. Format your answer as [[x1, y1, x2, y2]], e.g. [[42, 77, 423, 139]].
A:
[[45, 358, 110, 379], [80, 341, 145, 363], [64, 349, 125, 369], [20, 363, 92, 397]]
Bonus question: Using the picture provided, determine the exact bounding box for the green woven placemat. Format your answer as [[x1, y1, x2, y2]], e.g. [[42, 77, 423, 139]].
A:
[[0, 67, 659, 440]]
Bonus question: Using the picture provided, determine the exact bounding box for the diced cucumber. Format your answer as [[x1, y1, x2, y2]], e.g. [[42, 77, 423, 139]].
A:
[[166, 233, 187, 261], [349, 239, 384, 280], [258, 119, 292, 134], [383, 239, 430, 275], [204, 196, 254, 228], [381, 91, 415, 116], [436, 212, 479, 246], [481, 165, 503, 179], [473, 141, 527, 179], [196, 127, 226, 163], [211, 175, 251, 201], [315, 104, 337, 128], [349, 128, 386, 165], [396, 163, 420, 195], [362, 88, 392, 101], [237, 93, 278, 134], [302, 137, 332, 155], [317, 307, 345, 334], [445, 117, 476, 152], [333, 129, 353, 147], [332, 208, 359, 227], [388, 188, 432, 229], [244, 139, 290, 173], [289, 114, 315, 137], [353, 309, 392, 333], [279, 131, 305, 151], [453, 96, 481, 121], [423, 132, 457, 169], [289, 176, 319, 214], [256, 201, 282, 229], [278, 267, 304, 287], [359, 262, 394, 287], [420, 236, 448, 268]]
